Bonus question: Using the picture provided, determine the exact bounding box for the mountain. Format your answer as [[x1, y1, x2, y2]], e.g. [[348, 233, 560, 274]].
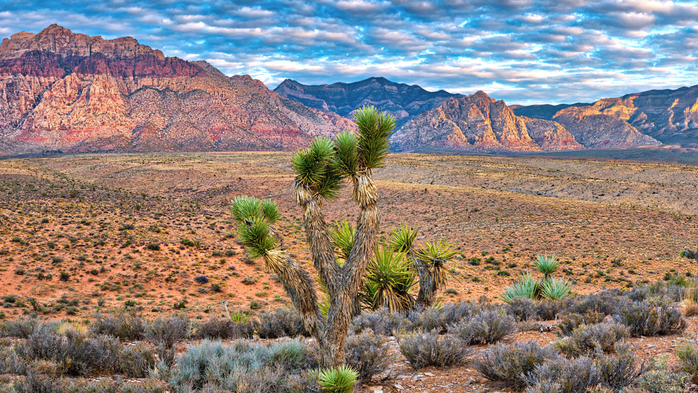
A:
[[391, 91, 583, 152], [274, 77, 460, 126], [0, 25, 353, 154], [512, 86, 698, 148]]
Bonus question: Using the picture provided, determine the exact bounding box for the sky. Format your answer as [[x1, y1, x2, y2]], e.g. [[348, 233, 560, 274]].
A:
[[1, 0, 698, 105]]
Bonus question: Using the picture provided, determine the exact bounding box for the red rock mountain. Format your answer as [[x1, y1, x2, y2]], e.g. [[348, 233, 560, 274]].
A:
[[512, 86, 698, 148], [390, 92, 583, 152], [0, 25, 353, 154]]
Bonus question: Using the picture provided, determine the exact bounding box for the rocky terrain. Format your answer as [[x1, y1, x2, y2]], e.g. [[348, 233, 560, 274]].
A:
[[0, 25, 353, 154], [274, 77, 460, 126], [514, 86, 698, 148], [390, 92, 583, 152]]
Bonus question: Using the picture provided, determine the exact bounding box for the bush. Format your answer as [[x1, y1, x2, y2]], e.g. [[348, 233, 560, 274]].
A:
[[169, 339, 314, 392], [397, 331, 469, 369], [411, 299, 487, 332], [90, 311, 145, 340], [318, 365, 358, 393], [506, 297, 538, 321], [677, 340, 698, 383], [345, 330, 393, 383], [195, 317, 254, 340], [255, 308, 307, 338], [615, 301, 686, 337], [450, 309, 517, 344], [118, 343, 156, 378], [524, 342, 643, 393], [634, 355, 691, 393], [552, 322, 629, 357], [351, 308, 412, 336], [558, 311, 605, 336], [144, 315, 190, 349], [476, 341, 558, 390], [0, 317, 40, 338]]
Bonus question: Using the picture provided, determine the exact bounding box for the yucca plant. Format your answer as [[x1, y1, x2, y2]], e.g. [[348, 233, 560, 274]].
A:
[[232, 106, 396, 367], [388, 224, 418, 253], [362, 246, 416, 312], [541, 277, 572, 300], [318, 365, 359, 393], [501, 273, 539, 304], [330, 219, 354, 262], [413, 240, 458, 309], [534, 254, 559, 280]]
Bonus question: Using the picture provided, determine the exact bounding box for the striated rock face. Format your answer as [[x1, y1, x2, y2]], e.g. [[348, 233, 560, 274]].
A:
[[391, 92, 583, 152], [0, 25, 353, 154], [274, 77, 460, 126], [512, 85, 698, 148]]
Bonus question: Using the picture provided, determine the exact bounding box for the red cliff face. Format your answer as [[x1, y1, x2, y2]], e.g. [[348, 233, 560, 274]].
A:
[[390, 92, 583, 152], [0, 25, 353, 154]]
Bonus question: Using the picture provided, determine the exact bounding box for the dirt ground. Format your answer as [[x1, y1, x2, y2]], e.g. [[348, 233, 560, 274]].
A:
[[0, 152, 697, 322]]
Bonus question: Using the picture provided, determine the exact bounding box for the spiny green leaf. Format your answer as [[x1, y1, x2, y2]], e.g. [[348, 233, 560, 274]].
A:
[[261, 199, 279, 223], [330, 219, 354, 261], [334, 131, 358, 176], [388, 224, 418, 253]]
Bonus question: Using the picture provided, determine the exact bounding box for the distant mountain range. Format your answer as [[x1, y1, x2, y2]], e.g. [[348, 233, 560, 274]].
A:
[[0, 25, 695, 155], [0, 25, 352, 155]]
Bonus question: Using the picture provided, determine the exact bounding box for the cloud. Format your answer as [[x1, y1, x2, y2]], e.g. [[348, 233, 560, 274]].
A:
[[2, 0, 698, 104]]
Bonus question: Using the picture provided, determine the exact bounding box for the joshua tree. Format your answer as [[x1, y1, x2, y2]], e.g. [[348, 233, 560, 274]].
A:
[[230, 106, 394, 367]]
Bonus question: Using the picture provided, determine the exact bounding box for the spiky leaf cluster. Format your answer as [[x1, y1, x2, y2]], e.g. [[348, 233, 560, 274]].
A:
[[230, 195, 279, 258], [353, 106, 396, 169], [501, 273, 539, 304], [541, 277, 572, 300], [363, 246, 416, 313], [388, 224, 418, 253], [534, 255, 559, 278], [292, 136, 343, 200], [414, 240, 458, 287], [317, 365, 359, 393], [329, 219, 354, 261]]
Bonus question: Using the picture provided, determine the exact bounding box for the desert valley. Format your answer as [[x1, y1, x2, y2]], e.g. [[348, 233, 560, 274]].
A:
[[0, 22, 698, 393]]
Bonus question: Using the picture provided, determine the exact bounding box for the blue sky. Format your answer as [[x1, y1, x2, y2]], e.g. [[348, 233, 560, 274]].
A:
[[2, 0, 698, 105]]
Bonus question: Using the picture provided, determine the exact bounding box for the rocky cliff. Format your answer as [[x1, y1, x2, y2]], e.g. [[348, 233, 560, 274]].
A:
[[0, 25, 353, 154], [512, 86, 698, 148], [274, 77, 460, 126], [391, 92, 583, 152]]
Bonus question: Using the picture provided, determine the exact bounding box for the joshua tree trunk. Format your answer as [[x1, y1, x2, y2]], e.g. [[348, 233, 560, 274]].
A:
[[414, 266, 437, 310]]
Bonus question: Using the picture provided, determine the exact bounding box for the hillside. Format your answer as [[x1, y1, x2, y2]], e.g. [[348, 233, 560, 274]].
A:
[[391, 92, 584, 152], [0, 25, 353, 154]]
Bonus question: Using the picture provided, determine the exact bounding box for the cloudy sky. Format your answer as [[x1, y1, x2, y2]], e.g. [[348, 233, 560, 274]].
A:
[[2, 0, 698, 105]]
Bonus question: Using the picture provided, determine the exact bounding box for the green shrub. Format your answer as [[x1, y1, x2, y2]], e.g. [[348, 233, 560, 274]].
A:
[[345, 330, 394, 383], [398, 331, 469, 369], [552, 322, 629, 357], [450, 309, 517, 344], [615, 301, 686, 337], [90, 311, 145, 340], [476, 341, 558, 390]]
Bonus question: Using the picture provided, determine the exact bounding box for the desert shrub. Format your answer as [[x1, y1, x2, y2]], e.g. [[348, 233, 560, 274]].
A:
[[475, 341, 558, 390], [118, 343, 156, 378], [255, 308, 307, 338], [552, 322, 629, 357], [450, 309, 517, 344], [614, 301, 686, 337], [14, 373, 167, 393], [523, 356, 601, 393], [345, 330, 393, 383], [410, 299, 488, 332], [398, 330, 469, 369], [90, 311, 145, 340], [13, 371, 63, 393], [195, 317, 254, 340], [351, 308, 412, 336], [0, 317, 40, 338], [144, 315, 190, 349], [18, 327, 120, 376], [506, 297, 538, 321], [524, 342, 643, 393], [558, 311, 605, 336], [0, 346, 27, 374], [570, 290, 627, 316], [318, 365, 358, 393], [501, 273, 539, 303], [677, 340, 698, 383], [169, 339, 314, 392], [634, 355, 691, 393]]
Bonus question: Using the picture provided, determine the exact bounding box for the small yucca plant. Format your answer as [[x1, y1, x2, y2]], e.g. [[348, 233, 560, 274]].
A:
[[388, 224, 418, 253], [534, 254, 559, 280], [414, 240, 458, 289], [500, 273, 539, 304], [362, 246, 416, 312], [540, 277, 572, 300], [318, 365, 359, 393]]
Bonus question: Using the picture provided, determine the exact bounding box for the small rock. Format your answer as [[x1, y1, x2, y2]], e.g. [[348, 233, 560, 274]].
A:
[[394, 383, 404, 390]]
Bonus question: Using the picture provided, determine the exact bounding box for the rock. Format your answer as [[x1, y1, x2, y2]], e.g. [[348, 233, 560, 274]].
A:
[[391, 92, 584, 152], [394, 384, 404, 390], [0, 25, 354, 155]]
